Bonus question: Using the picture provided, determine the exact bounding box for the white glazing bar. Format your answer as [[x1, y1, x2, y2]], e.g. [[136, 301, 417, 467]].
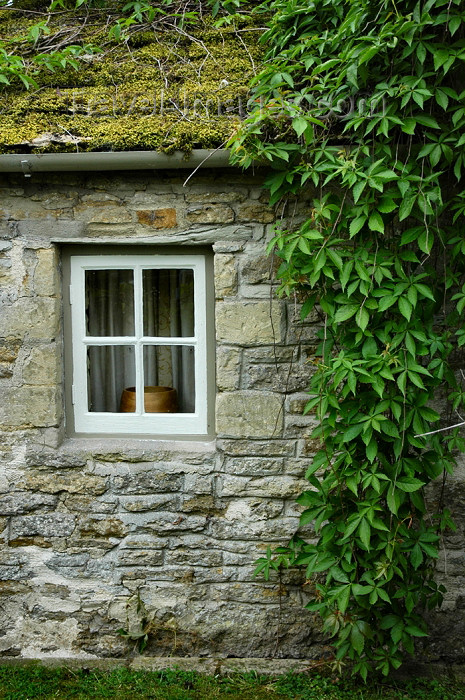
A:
[[134, 265, 144, 415]]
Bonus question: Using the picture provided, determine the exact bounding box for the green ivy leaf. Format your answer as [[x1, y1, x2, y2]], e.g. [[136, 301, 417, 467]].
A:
[[396, 477, 425, 492]]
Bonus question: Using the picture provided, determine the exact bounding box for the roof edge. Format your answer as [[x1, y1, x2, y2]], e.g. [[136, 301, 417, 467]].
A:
[[0, 149, 232, 175]]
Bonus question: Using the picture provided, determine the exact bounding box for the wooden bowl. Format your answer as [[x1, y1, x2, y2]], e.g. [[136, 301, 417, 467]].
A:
[[120, 386, 178, 413]]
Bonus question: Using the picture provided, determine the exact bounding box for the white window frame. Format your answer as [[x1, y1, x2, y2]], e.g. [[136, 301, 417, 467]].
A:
[[69, 253, 209, 436]]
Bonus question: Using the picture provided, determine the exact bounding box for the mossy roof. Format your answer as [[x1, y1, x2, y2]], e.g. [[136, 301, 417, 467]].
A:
[[0, 2, 262, 154]]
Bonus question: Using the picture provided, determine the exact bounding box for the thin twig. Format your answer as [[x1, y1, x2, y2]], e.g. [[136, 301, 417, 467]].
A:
[[414, 421, 465, 438]]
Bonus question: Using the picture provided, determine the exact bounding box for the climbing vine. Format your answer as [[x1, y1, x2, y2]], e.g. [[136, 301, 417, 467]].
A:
[[234, 0, 465, 680]]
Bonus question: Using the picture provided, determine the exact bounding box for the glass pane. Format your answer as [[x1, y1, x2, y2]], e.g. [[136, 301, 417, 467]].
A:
[[86, 269, 134, 337], [143, 345, 195, 413], [142, 269, 194, 337], [87, 345, 135, 412]]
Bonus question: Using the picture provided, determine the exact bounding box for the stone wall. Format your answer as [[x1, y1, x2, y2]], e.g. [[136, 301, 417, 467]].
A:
[[0, 167, 463, 665], [0, 168, 327, 660]]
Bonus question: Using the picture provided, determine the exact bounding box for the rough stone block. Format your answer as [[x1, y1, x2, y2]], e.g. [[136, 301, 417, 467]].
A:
[[216, 346, 241, 391], [184, 474, 213, 495], [186, 204, 234, 224], [22, 471, 107, 495], [181, 495, 216, 514], [237, 203, 274, 223], [217, 439, 296, 457], [145, 513, 207, 534], [119, 495, 178, 512], [0, 493, 56, 515], [38, 194, 79, 210], [219, 475, 305, 499], [0, 340, 21, 363], [10, 514, 76, 538], [116, 550, 164, 567], [244, 346, 297, 364], [166, 548, 223, 567], [113, 471, 182, 494], [73, 204, 132, 224], [241, 255, 279, 284], [80, 517, 128, 538], [137, 209, 177, 228], [0, 364, 13, 378], [222, 457, 284, 477], [216, 391, 284, 438], [185, 192, 246, 204], [244, 363, 311, 393], [214, 254, 237, 297], [46, 553, 89, 576], [0, 298, 59, 340], [22, 345, 61, 385], [0, 259, 13, 286], [216, 301, 284, 344], [33, 248, 58, 297], [0, 387, 61, 427], [286, 394, 312, 415], [284, 415, 319, 439]]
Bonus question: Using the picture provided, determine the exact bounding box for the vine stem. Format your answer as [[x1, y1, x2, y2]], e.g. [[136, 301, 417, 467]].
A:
[[414, 421, 465, 438]]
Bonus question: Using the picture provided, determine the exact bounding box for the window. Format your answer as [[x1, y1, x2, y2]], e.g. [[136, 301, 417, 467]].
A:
[[66, 251, 212, 436]]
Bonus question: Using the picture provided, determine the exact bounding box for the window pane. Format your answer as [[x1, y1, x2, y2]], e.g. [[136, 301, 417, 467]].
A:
[[142, 269, 194, 337], [143, 345, 195, 413], [87, 345, 135, 412], [86, 269, 135, 337]]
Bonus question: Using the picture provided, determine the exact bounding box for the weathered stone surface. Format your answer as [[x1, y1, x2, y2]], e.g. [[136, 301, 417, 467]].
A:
[[166, 547, 223, 567], [244, 363, 311, 393], [222, 457, 284, 476], [116, 550, 164, 567], [33, 248, 58, 297], [237, 203, 274, 223], [241, 255, 279, 284], [22, 471, 107, 495], [181, 495, 217, 514], [38, 194, 79, 210], [120, 495, 177, 512], [10, 514, 75, 538], [0, 493, 56, 515], [73, 204, 132, 224], [113, 472, 182, 494], [136, 209, 177, 228], [284, 415, 318, 439], [219, 475, 305, 499], [22, 345, 60, 385], [0, 298, 59, 340], [144, 513, 207, 534], [216, 391, 284, 438], [186, 204, 234, 224], [46, 553, 89, 576], [0, 340, 20, 363], [287, 394, 311, 415], [216, 346, 241, 391], [216, 301, 284, 344], [26, 449, 87, 468], [0, 387, 60, 427], [184, 474, 213, 495], [217, 439, 296, 457], [79, 518, 128, 538], [185, 192, 246, 204], [214, 254, 237, 297], [0, 566, 33, 581]]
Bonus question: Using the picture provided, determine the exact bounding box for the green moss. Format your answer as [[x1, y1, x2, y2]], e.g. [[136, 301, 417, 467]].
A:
[[0, 4, 262, 153]]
